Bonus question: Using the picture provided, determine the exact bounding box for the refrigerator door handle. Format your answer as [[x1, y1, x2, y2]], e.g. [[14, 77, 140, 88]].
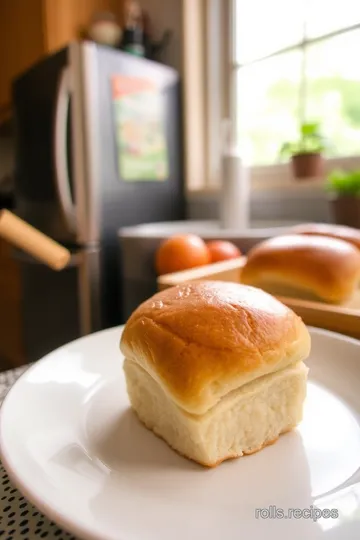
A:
[[54, 67, 77, 234]]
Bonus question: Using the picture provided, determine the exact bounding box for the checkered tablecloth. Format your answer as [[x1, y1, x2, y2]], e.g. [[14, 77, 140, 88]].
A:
[[0, 366, 78, 540]]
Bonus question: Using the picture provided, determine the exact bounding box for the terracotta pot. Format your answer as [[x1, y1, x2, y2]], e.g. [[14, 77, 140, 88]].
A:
[[330, 196, 360, 228], [291, 153, 324, 180]]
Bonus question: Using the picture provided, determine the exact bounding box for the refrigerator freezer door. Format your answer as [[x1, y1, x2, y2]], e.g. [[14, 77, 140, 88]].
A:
[[13, 42, 184, 248]]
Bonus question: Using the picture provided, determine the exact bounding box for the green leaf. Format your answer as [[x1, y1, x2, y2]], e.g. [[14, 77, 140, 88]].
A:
[[326, 169, 360, 195], [279, 121, 332, 158], [301, 122, 319, 137]]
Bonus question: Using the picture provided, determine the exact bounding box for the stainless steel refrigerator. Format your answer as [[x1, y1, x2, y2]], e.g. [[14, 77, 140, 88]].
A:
[[12, 41, 184, 362]]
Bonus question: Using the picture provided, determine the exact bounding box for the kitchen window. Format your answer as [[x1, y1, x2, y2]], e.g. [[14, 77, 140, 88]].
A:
[[182, 0, 360, 191], [232, 0, 360, 167]]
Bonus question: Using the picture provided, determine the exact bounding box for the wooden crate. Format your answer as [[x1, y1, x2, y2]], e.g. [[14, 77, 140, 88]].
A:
[[157, 257, 360, 341]]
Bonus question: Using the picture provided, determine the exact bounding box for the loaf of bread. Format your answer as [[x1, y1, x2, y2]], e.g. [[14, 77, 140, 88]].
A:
[[241, 234, 360, 303], [120, 281, 310, 467], [291, 223, 360, 251]]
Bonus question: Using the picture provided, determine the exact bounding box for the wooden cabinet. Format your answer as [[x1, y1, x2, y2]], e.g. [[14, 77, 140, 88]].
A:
[[0, 0, 124, 120], [0, 0, 44, 121], [43, 0, 124, 52]]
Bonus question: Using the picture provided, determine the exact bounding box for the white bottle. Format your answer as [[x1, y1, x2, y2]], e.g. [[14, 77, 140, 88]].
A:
[[219, 120, 250, 231]]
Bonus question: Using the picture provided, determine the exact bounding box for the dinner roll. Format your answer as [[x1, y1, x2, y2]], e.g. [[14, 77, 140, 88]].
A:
[[291, 222, 360, 251], [120, 281, 310, 467], [241, 234, 360, 304]]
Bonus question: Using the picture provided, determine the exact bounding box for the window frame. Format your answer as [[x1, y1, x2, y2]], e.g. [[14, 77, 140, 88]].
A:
[[182, 0, 360, 192], [182, 0, 230, 192]]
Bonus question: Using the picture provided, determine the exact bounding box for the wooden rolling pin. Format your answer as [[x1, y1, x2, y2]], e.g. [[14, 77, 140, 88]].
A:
[[0, 209, 71, 270]]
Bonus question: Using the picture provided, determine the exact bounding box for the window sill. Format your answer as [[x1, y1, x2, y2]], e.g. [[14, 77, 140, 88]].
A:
[[186, 155, 360, 194]]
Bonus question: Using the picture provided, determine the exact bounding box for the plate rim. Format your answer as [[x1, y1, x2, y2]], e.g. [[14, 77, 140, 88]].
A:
[[1, 324, 360, 539], [0, 325, 126, 540]]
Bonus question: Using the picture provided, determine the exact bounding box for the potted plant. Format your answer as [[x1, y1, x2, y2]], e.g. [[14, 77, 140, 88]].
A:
[[326, 169, 360, 228], [280, 122, 329, 180]]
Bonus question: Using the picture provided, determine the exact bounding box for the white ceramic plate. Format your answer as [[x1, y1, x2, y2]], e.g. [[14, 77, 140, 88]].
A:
[[1, 326, 360, 540]]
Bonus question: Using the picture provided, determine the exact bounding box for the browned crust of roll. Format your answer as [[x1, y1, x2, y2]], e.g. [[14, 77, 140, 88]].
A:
[[120, 281, 310, 415], [241, 234, 360, 303], [290, 223, 360, 251]]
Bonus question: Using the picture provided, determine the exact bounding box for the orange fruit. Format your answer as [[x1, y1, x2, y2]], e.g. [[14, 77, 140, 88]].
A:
[[155, 234, 211, 275], [206, 240, 241, 263]]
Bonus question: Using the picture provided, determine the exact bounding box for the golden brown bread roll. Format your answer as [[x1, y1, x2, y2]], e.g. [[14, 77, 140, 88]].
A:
[[241, 234, 360, 303], [120, 281, 310, 466], [290, 223, 360, 251]]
